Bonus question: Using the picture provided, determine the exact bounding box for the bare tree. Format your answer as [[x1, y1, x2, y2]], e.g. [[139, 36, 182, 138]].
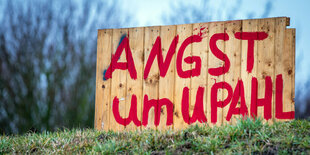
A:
[[0, 0, 131, 134]]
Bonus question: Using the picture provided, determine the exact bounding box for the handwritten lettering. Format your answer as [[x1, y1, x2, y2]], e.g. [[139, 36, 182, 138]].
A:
[[105, 31, 294, 127]]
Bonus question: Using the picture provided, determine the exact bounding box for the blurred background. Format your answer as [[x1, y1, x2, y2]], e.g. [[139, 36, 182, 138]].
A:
[[0, 0, 309, 134]]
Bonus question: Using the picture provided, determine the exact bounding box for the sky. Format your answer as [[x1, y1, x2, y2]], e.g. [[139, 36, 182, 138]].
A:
[[267, 0, 310, 108], [122, 0, 310, 109]]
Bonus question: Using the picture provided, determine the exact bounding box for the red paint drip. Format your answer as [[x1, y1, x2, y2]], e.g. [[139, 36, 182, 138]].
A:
[[195, 25, 208, 38]]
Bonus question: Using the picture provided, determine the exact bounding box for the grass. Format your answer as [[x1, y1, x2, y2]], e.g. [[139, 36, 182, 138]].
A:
[[1, 118, 309, 154]]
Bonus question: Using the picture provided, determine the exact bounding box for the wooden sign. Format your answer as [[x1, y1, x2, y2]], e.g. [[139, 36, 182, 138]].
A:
[[95, 17, 295, 131]]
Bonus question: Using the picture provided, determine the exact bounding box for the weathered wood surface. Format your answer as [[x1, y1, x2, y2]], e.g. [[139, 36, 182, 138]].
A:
[[95, 17, 295, 131]]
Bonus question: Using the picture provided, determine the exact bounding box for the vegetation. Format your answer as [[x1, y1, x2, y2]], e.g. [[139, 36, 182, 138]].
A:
[[1, 118, 309, 154], [1, 0, 309, 139], [0, 0, 130, 134]]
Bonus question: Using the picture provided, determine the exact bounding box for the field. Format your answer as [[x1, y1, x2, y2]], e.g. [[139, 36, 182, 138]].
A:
[[1, 118, 309, 154]]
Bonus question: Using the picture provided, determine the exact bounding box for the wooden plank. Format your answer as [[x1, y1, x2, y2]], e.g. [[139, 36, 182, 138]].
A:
[[257, 18, 275, 124], [274, 18, 288, 122], [174, 24, 193, 130], [206, 21, 225, 126], [95, 29, 112, 131], [191, 23, 209, 126], [223, 20, 242, 125], [291, 29, 296, 118], [286, 28, 295, 119], [142, 26, 160, 130], [240, 19, 259, 122], [158, 25, 176, 130], [274, 27, 295, 121], [125, 27, 144, 130], [110, 28, 128, 131]]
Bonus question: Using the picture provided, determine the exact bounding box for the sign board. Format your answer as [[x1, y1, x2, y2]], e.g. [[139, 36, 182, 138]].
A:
[[95, 17, 295, 131]]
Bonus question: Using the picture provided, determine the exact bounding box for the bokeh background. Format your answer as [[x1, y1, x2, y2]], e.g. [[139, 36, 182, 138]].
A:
[[0, 0, 309, 134]]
